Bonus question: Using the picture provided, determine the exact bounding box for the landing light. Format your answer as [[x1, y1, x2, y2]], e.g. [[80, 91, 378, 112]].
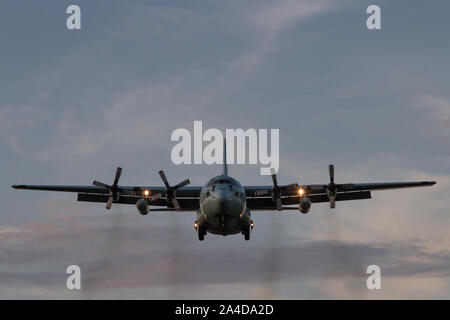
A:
[[194, 221, 199, 230], [298, 188, 305, 196], [143, 190, 150, 197]]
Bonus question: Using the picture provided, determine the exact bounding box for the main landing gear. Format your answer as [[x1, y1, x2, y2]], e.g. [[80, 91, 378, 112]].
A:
[[242, 220, 253, 241], [195, 221, 206, 241], [243, 225, 250, 240], [198, 227, 207, 241]]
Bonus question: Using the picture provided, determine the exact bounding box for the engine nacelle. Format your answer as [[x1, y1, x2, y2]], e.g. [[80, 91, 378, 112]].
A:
[[136, 198, 149, 215], [299, 197, 311, 214]]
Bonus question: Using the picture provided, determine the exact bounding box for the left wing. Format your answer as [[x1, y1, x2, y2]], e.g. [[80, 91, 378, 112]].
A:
[[12, 184, 201, 197], [12, 184, 202, 210], [12, 167, 201, 211]]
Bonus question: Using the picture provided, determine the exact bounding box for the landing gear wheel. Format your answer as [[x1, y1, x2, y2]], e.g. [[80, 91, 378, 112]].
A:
[[244, 225, 250, 241], [198, 226, 206, 241]]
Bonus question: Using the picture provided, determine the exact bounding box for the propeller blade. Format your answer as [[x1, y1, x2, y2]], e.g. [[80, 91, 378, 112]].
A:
[[159, 170, 170, 188], [113, 167, 122, 186], [174, 179, 190, 190], [269, 168, 283, 210], [271, 168, 278, 187], [93, 180, 110, 189], [275, 198, 282, 211], [327, 164, 336, 208], [172, 198, 181, 211], [105, 196, 113, 210], [330, 195, 336, 209]]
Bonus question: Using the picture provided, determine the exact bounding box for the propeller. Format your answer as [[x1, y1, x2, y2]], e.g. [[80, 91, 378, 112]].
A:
[[150, 170, 190, 211], [259, 168, 298, 211], [327, 164, 336, 208], [93, 167, 122, 210], [271, 169, 283, 211], [255, 169, 298, 211]]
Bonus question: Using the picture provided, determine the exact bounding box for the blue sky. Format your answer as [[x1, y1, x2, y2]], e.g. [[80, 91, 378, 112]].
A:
[[0, 0, 449, 298]]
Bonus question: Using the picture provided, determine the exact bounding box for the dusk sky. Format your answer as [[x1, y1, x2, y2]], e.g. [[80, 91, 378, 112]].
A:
[[1, 0, 449, 298]]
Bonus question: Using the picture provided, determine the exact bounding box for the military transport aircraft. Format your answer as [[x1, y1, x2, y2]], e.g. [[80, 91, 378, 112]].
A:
[[12, 146, 436, 241]]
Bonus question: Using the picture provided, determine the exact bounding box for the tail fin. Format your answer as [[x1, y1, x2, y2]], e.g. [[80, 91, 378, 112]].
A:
[[222, 138, 228, 176]]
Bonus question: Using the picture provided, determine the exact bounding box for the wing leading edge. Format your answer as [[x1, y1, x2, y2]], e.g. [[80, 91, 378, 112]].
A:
[[12, 184, 202, 197]]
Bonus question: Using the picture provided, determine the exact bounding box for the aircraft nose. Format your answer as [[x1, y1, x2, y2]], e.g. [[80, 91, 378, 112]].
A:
[[212, 187, 233, 205]]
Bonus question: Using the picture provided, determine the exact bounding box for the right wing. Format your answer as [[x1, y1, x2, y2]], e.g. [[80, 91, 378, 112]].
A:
[[245, 180, 436, 210]]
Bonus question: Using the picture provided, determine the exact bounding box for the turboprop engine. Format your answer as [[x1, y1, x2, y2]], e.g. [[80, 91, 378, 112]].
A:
[[136, 198, 149, 215], [299, 197, 311, 214]]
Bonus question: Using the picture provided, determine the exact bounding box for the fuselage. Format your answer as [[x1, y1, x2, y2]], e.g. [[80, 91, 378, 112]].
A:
[[197, 175, 251, 235]]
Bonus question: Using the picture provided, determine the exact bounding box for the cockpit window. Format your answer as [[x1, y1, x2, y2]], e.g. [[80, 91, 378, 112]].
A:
[[213, 179, 231, 185], [206, 177, 241, 188]]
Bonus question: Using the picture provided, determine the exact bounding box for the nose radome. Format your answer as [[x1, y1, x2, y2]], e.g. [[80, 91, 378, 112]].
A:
[[216, 188, 232, 199], [212, 188, 233, 204], [208, 186, 243, 216]]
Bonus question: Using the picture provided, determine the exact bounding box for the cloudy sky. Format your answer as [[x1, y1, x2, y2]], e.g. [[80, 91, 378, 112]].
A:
[[1, 0, 449, 299]]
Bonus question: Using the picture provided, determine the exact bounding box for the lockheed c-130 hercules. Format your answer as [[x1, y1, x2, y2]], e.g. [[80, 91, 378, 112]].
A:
[[12, 143, 436, 241]]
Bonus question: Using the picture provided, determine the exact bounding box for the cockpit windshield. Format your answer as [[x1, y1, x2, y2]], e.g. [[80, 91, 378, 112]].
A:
[[215, 179, 230, 184], [205, 177, 241, 188]]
